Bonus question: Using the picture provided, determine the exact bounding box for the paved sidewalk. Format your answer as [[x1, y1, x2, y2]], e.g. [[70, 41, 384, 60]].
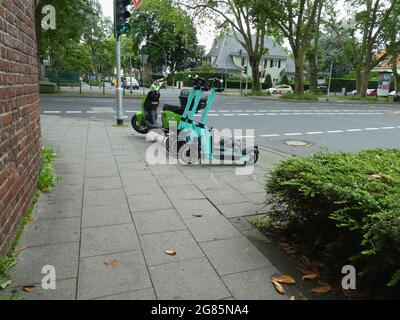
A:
[[2, 115, 306, 300]]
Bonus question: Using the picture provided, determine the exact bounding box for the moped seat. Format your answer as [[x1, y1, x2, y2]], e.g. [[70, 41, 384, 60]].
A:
[[163, 104, 185, 115]]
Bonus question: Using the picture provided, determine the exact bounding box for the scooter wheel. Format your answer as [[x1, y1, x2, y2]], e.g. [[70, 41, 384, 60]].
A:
[[131, 115, 149, 134], [178, 143, 199, 165], [245, 150, 259, 166]]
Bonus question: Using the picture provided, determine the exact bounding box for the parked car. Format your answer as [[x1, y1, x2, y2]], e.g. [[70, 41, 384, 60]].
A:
[[389, 90, 396, 97], [367, 89, 377, 96], [125, 76, 139, 90], [266, 85, 293, 95], [394, 91, 400, 103], [347, 90, 357, 95]]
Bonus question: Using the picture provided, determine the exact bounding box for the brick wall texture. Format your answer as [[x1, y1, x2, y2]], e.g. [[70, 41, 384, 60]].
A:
[[0, 0, 41, 255]]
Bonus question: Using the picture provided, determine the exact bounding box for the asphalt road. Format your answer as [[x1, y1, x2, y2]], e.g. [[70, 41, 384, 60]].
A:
[[40, 92, 400, 156]]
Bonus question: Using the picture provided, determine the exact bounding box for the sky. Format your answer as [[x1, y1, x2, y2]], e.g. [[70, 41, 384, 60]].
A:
[[98, 0, 214, 51]]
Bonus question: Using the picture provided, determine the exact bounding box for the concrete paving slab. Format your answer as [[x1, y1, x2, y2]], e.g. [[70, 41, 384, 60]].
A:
[[164, 185, 205, 200], [94, 288, 156, 300], [82, 204, 132, 228], [35, 198, 82, 221], [148, 258, 231, 300], [140, 230, 204, 266], [23, 218, 81, 247], [200, 237, 272, 276], [127, 193, 173, 212], [80, 224, 140, 257], [171, 199, 221, 220], [77, 251, 151, 300], [84, 189, 127, 207], [202, 188, 248, 205], [1, 278, 77, 300], [84, 177, 123, 191], [184, 215, 242, 242], [9, 242, 79, 286], [216, 202, 259, 218], [132, 209, 185, 235], [221, 267, 287, 300]]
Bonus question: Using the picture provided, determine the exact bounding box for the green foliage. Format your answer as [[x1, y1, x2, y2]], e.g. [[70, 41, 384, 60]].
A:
[[129, 0, 198, 71], [38, 148, 58, 193], [266, 149, 400, 295], [264, 74, 273, 89], [279, 75, 289, 85], [59, 43, 93, 75], [280, 92, 318, 101], [0, 257, 16, 291]]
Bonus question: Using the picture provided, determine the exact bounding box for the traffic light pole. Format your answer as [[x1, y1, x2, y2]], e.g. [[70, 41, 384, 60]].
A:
[[115, 35, 124, 125]]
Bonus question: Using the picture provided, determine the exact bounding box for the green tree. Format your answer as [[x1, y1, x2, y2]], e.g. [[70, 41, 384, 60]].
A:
[[97, 37, 116, 81], [178, 0, 270, 93], [327, 0, 400, 97], [82, 0, 113, 81], [59, 43, 93, 76], [35, 0, 95, 77], [129, 0, 198, 73], [259, 0, 324, 95], [279, 75, 289, 85], [265, 74, 273, 88]]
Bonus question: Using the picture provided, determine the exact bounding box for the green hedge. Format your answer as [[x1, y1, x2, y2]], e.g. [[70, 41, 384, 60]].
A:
[[330, 78, 395, 92], [266, 149, 400, 297]]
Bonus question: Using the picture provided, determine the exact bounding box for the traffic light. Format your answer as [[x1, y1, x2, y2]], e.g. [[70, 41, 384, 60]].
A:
[[114, 0, 132, 37]]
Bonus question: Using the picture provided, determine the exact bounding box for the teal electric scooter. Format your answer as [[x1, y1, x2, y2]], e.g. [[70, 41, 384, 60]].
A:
[[166, 76, 208, 154], [177, 78, 259, 166]]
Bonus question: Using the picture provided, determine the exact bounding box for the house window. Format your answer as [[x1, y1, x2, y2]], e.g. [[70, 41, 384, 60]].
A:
[[242, 57, 245, 66], [278, 60, 281, 68], [271, 60, 279, 68], [270, 60, 273, 68]]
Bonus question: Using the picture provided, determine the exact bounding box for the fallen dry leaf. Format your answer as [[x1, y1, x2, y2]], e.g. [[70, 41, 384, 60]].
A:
[[302, 273, 320, 281], [271, 280, 285, 294], [289, 296, 296, 300], [272, 275, 296, 285], [165, 250, 177, 256], [23, 285, 36, 293], [104, 259, 119, 269], [192, 214, 203, 218], [27, 215, 36, 223], [311, 285, 332, 294]]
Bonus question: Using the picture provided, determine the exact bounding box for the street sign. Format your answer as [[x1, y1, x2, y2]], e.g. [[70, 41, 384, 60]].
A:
[[132, 0, 142, 9]]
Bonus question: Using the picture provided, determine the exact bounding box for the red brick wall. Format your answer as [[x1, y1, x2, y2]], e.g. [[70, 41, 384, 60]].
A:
[[0, 0, 41, 255]]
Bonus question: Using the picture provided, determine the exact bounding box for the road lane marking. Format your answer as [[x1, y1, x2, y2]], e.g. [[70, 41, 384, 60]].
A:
[[346, 129, 363, 132], [306, 132, 324, 135], [261, 134, 281, 137], [66, 111, 82, 114], [381, 127, 396, 130], [284, 133, 303, 136]]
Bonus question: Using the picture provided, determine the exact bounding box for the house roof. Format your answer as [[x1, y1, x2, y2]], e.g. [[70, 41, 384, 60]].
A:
[[205, 33, 291, 72]]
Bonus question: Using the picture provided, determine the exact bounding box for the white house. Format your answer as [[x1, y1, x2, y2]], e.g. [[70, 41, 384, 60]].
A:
[[203, 33, 295, 84]]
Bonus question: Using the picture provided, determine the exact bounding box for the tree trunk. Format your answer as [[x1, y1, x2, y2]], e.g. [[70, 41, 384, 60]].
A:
[[392, 55, 400, 92], [249, 55, 261, 93], [309, 51, 318, 93], [294, 52, 305, 95], [360, 68, 371, 97], [355, 69, 362, 95]]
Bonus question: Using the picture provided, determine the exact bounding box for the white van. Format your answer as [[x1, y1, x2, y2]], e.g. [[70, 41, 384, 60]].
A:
[[126, 77, 139, 90]]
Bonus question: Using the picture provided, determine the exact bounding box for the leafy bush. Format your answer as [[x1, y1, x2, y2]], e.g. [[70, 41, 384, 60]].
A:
[[280, 92, 318, 101], [266, 149, 400, 296]]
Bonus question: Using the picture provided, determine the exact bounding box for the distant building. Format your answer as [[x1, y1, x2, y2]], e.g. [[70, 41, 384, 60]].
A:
[[203, 33, 295, 84], [372, 50, 400, 74]]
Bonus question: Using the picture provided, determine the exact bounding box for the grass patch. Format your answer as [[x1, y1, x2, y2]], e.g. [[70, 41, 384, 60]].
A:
[[250, 216, 272, 228], [0, 148, 58, 297], [247, 91, 272, 97], [280, 92, 319, 101], [38, 147, 58, 193]]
